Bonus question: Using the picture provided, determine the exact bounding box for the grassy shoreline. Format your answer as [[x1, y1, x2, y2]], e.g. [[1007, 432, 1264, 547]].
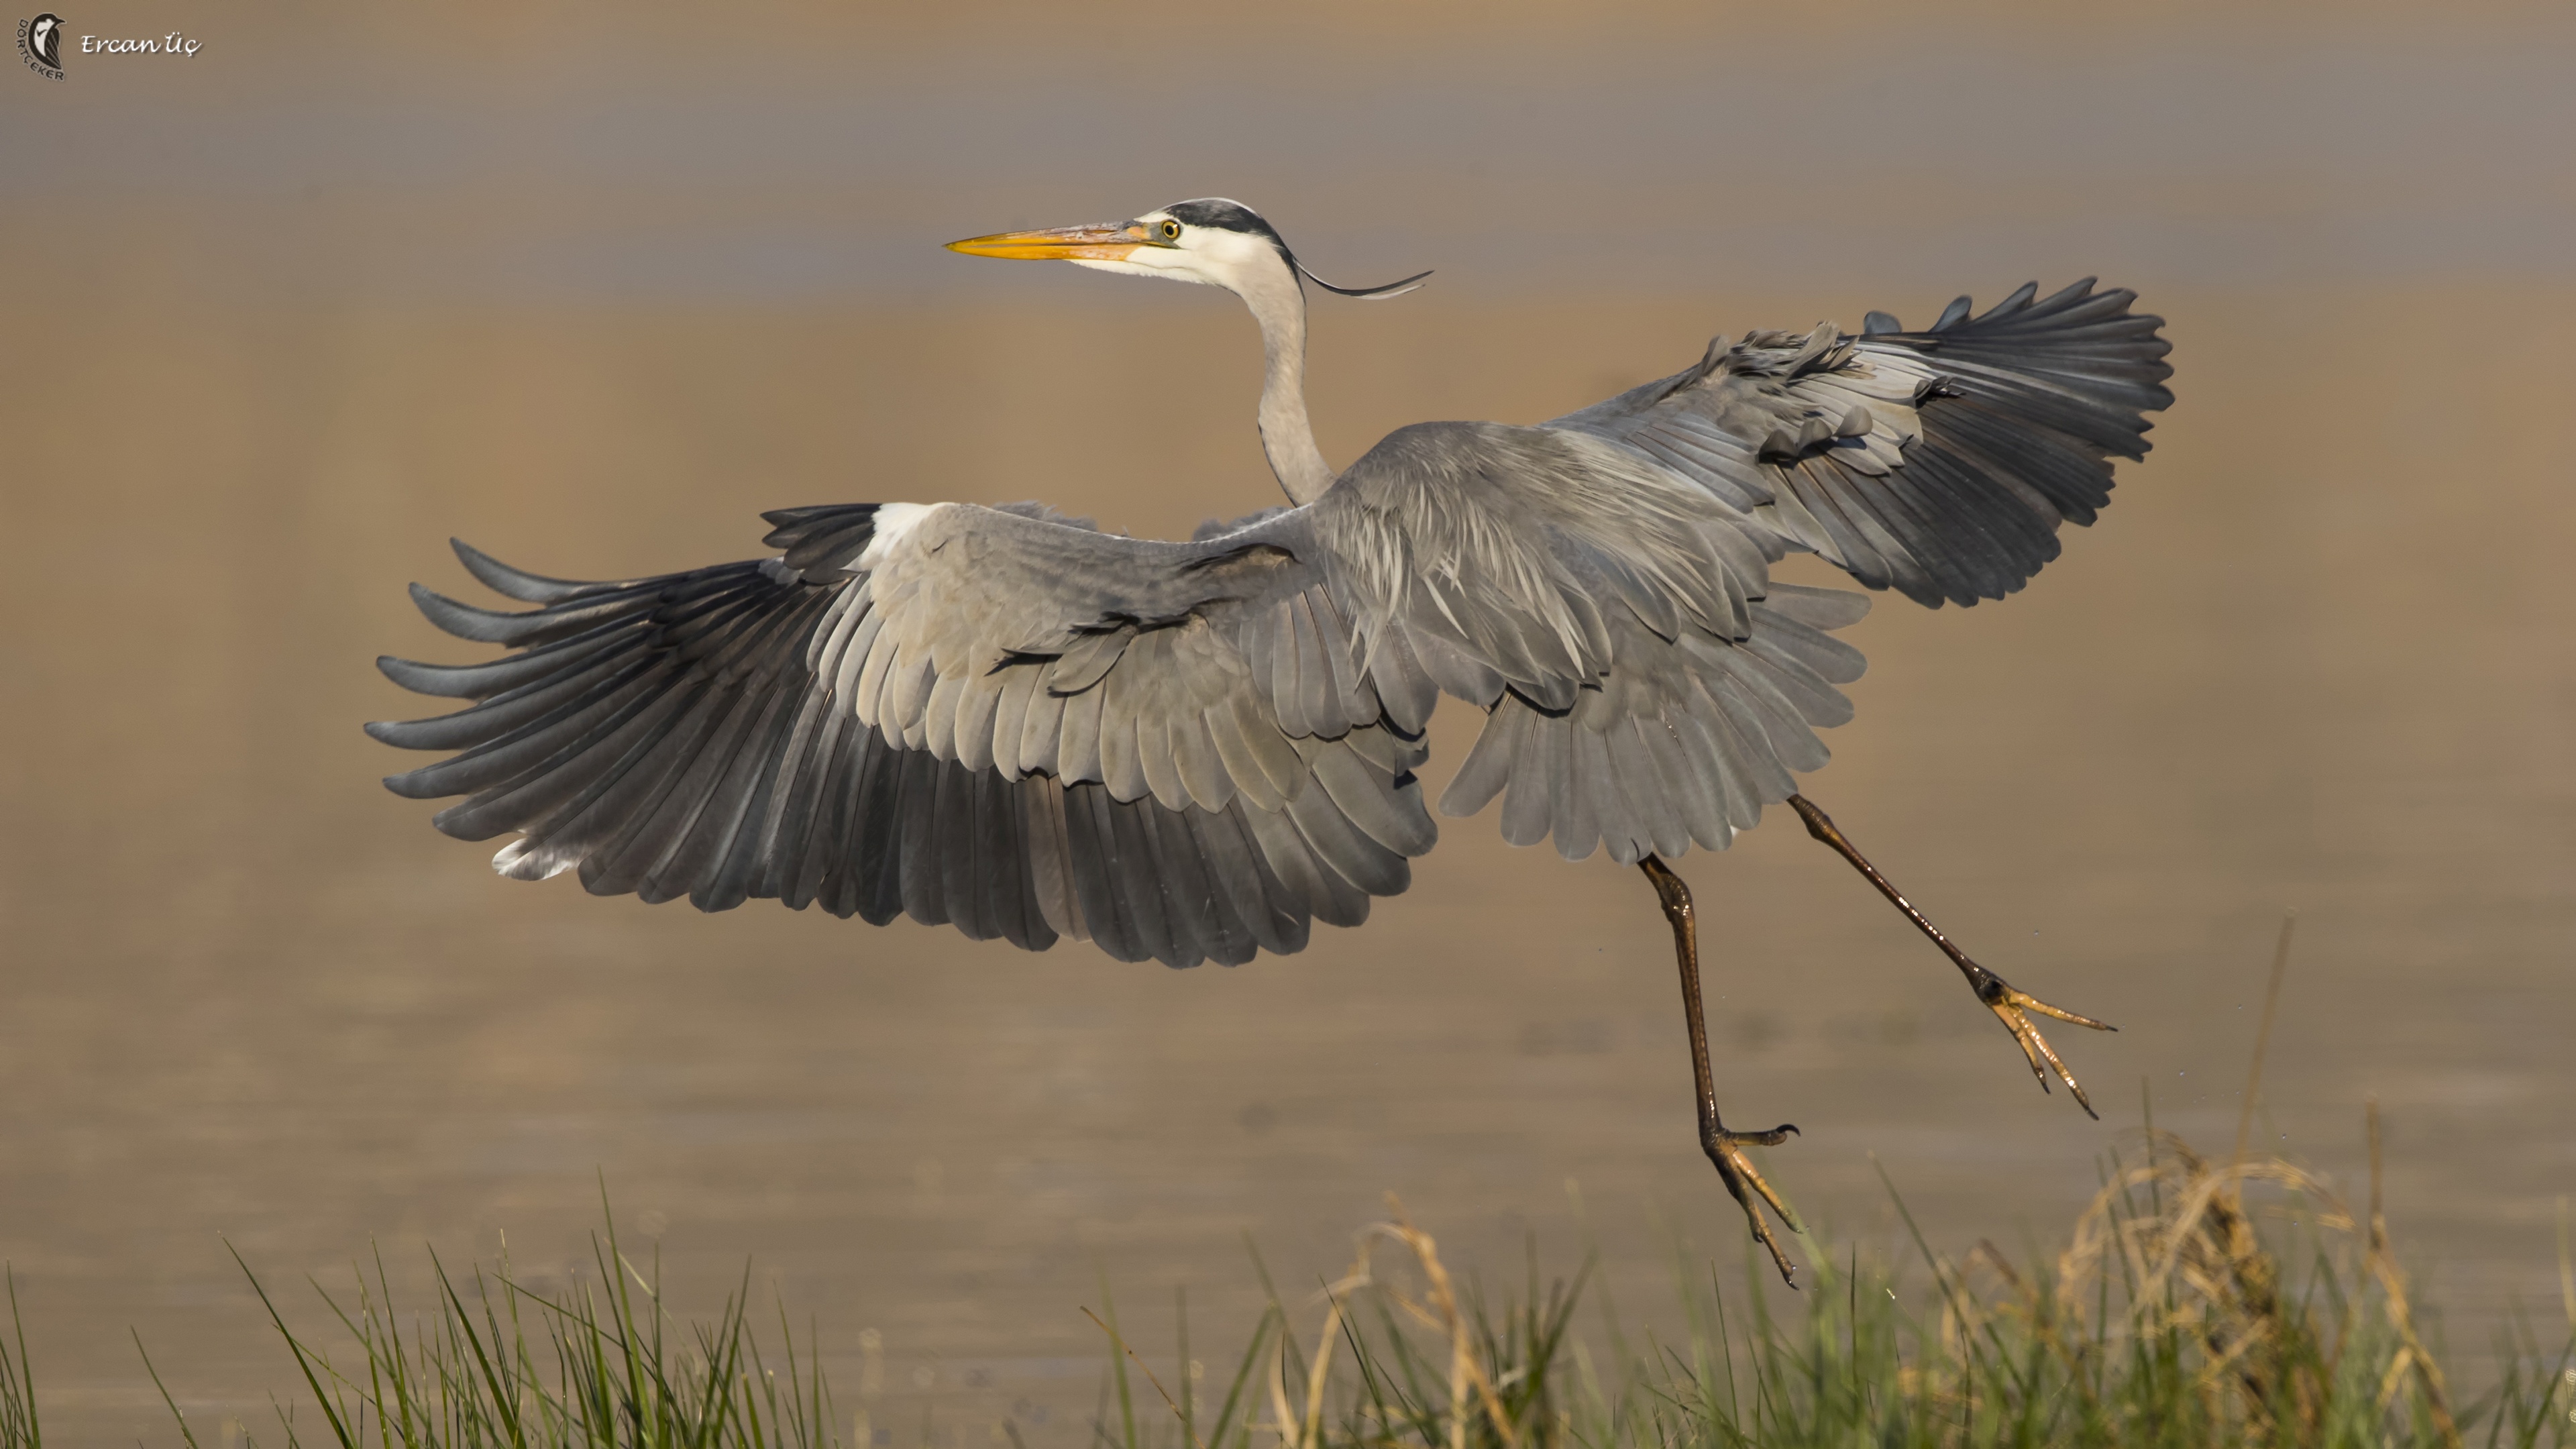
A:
[[4, 1112, 2570, 1449]]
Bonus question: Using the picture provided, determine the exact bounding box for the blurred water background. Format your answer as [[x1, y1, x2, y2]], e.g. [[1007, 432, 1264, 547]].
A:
[[3, 1, 2573, 1441]]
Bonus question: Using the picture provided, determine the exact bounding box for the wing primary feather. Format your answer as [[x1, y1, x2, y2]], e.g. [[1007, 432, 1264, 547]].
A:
[[896, 747, 947, 926], [934, 755, 982, 940], [1102, 789, 1182, 965], [1189, 805, 1281, 959], [450, 539, 622, 604], [1023, 775, 1085, 943], [697, 683, 807, 911], [1140, 805, 1224, 968], [849, 729, 911, 925], [1064, 784, 1142, 962]]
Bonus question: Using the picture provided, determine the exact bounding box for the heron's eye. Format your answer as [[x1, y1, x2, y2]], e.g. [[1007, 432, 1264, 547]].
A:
[[1160, 219, 1182, 241]]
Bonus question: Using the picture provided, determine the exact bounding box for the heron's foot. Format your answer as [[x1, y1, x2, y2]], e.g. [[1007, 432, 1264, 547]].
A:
[[1967, 965, 2116, 1120], [1703, 1122, 1803, 1286]]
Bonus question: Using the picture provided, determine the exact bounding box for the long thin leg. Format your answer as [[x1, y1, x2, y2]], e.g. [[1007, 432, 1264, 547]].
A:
[[1784, 794, 2116, 1118], [1639, 855, 1803, 1286]]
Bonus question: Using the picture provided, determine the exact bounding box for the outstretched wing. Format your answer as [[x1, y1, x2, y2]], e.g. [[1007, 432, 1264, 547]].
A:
[[369, 501, 1434, 968], [1340, 280, 2169, 864], [1550, 279, 2174, 606], [1302, 421, 1870, 866]]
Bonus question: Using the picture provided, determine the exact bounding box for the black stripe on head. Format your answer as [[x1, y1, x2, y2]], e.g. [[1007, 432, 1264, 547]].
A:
[[1156, 197, 1429, 300], [1162, 198, 1292, 260]]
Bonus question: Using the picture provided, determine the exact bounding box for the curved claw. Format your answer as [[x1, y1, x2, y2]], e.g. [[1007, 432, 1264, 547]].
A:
[[1974, 972, 2116, 1120], [1705, 1124, 1803, 1286]]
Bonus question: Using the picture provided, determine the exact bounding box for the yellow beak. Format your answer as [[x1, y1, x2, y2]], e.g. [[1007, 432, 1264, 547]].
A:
[[944, 223, 1155, 262]]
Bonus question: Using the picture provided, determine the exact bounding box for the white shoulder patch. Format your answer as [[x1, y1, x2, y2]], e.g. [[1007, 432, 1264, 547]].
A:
[[856, 501, 943, 571]]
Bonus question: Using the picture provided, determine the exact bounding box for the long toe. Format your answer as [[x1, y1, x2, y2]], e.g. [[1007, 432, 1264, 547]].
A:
[[1705, 1128, 1804, 1286], [1982, 982, 2115, 1120]]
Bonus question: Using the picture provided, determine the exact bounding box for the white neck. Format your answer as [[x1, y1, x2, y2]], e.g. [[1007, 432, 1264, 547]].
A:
[[1234, 260, 1336, 506]]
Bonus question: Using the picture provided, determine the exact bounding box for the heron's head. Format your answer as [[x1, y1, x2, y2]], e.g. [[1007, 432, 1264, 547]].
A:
[[945, 198, 1428, 303]]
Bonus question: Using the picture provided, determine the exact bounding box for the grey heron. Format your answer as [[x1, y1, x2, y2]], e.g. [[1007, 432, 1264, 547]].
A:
[[370, 197, 2172, 1283]]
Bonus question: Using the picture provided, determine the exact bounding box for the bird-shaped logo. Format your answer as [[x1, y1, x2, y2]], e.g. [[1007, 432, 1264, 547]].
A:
[[18, 12, 65, 77]]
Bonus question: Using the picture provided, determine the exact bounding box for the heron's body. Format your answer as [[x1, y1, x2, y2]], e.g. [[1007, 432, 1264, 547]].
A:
[[372, 199, 2171, 1280]]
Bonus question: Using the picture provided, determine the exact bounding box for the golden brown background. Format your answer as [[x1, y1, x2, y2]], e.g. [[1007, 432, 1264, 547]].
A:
[[4, 1, 2573, 1441]]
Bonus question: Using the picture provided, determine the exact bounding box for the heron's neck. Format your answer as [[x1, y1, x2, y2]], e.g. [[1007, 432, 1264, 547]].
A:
[[1240, 266, 1334, 506]]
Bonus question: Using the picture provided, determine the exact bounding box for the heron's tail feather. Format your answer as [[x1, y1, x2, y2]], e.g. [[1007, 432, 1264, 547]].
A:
[[1438, 587, 1866, 865]]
